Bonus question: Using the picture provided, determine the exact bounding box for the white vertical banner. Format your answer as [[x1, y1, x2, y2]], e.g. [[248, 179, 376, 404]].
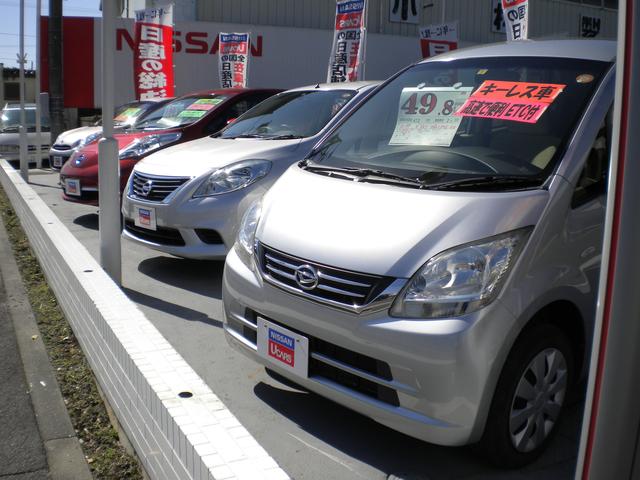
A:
[[501, 0, 528, 41], [327, 0, 368, 83], [218, 33, 251, 88], [419, 21, 459, 58]]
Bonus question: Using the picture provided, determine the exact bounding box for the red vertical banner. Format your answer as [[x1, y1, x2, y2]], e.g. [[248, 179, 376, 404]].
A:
[[218, 33, 250, 88], [134, 4, 174, 100], [327, 0, 367, 83]]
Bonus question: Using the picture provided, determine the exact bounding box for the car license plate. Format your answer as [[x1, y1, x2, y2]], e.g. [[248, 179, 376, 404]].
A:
[[53, 155, 63, 168], [134, 205, 156, 231], [257, 318, 309, 377], [64, 178, 81, 196]]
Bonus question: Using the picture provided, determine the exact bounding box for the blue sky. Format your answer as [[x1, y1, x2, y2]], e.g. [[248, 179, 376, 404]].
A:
[[0, 0, 101, 70]]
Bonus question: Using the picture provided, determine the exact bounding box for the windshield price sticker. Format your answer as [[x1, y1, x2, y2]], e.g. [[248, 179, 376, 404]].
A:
[[115, 107, 141, 122], [456, 80, 566, 124], [177, 109, 207, 118], [187, 98, 224, 111], [390, 87, 472, 146]]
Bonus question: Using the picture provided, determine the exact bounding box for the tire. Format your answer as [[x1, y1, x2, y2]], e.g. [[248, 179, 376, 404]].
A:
[[478, 323, 574, 468]]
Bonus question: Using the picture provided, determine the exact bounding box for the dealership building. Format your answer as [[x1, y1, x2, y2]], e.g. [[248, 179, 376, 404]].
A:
[[42, 0, 618, 113]]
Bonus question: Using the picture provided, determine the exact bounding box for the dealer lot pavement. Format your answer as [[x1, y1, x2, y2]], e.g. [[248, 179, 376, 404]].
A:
[[27, 167, 580, 480]]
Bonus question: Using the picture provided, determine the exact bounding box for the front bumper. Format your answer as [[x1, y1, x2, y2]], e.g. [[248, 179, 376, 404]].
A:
[[49, 147, 75, 170], [222, 247, 518, 447], [121, 182, 267, 260]]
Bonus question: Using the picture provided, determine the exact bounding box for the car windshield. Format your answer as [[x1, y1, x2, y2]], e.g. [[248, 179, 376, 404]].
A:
[[304, 57, 610, 191], [220, 90, 356, 139], [0, 108, 50, 133], [133, 94, 229, 130], [111, 101, 159, 128]]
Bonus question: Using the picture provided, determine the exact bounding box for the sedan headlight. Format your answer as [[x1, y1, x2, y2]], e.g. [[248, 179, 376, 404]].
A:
[[118, 132, 181, 159], [390, 228, 532, 319], [192, 160, 271, 198], [236, 199, 262, 265], [77, 131, 102, 149]]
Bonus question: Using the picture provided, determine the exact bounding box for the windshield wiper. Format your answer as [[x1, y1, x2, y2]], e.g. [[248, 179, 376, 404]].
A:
[[426, 175, 543, 191], [223, 133, 266, 139], [264, 134, 304, 140], [302, 164, 424, 188]]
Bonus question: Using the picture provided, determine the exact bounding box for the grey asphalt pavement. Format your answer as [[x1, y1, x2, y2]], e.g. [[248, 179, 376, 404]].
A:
[[25, 168, 580, 480]]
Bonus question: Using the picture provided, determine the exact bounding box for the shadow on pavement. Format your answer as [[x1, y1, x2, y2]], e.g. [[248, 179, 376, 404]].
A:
[[253, 380, 580, 480], [136, 256, 225, 298], [122, 287, 223, 328], [73, 213, 99, 231]]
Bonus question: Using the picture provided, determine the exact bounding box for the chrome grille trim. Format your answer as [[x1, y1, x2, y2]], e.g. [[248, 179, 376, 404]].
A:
[[129, 171, 190, 203], [258, 243, 405, 314]]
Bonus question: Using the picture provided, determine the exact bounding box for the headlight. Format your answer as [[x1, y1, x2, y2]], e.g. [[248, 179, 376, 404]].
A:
[[118, 132, 181, 159], [77, 132, 102, 149], [193, 160, 271, 198], [236, 199, 262, 265], [390, 228, 532, 319]]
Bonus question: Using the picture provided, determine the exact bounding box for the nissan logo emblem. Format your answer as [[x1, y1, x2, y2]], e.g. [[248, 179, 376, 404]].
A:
[[295, 264, 319, 290], [141, 180, 153, 196]]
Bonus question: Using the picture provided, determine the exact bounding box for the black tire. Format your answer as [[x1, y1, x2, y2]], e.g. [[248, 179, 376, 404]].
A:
[[478, 323, 574, 468]]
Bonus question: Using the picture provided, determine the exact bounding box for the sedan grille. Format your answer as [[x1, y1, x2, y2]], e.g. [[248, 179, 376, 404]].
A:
[[52, 143, 73, 151], [130, 172, 190, 202], [258, 243, 394, 309]]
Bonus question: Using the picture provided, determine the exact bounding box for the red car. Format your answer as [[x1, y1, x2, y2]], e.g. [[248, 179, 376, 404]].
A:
[[59, 88, 280, 205]]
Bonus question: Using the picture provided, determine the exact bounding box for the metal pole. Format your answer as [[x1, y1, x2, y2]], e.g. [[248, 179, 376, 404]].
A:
[[35, 0, 42, 170], [360, 0, 368, 81], [441, 0, 446, 23], [48, 0, 64, 144], [19, 0, 28, 181], [98, 0, 122, 285], [576, 0, 640, 478]]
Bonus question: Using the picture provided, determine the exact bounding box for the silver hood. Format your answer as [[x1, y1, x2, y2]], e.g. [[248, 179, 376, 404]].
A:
[[54, 126, 101, 146], [134, 135, 303, 178], [257, 166, 550, 278]]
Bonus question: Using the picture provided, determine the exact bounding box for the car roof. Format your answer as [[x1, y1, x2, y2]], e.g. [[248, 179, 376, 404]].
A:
[[422, 39, 616, 64], [284, 81, 382, 93], [176, 88, 280, 99]]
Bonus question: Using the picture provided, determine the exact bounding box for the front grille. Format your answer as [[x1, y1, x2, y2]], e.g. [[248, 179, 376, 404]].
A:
[[195, 229, 224, 245], [52, 143, 73, 151], [124, 219, 185, 246], [258, 243, 394, 309], [28, 144, 50, 152], [130, 172, 190, 202], [228, 310, 400, 407]]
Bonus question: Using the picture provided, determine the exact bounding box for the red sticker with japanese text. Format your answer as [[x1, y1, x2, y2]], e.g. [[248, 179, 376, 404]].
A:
[[455, 80, 566, 124]]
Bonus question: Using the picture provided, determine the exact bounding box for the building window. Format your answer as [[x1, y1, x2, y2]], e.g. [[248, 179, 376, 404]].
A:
[[4, 82, 19, 100]]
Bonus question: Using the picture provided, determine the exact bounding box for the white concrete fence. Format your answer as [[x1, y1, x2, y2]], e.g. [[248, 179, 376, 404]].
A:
[[0, 159, 288, 480]]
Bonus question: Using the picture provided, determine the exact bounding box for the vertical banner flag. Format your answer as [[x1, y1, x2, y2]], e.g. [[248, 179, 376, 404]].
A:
[[134, 4, 174, 100], [327, 0, 367, 83], [501, 0, 528, 41], [419, 21, 458, 58], [218, 33, 250, 88]]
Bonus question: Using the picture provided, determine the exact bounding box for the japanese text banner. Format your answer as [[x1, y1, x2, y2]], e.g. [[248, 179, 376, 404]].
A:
[[456, 80, 566, 124], [218, 33, 250, 88], [419, 21, 459, 59], [134, 4, 174, 100], [327, 0, 367, 83], [502, 0, 528, 41]]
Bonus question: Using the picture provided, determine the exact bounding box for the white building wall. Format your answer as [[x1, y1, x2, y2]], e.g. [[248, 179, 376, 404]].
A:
[[195, 0, 618, 41]]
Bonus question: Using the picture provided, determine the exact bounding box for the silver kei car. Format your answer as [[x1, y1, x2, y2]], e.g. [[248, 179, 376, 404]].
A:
[[121, 82, 379, 260], [223, 40, 614, 467]]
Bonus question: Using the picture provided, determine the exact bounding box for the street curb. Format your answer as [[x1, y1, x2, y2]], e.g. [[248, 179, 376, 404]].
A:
[[0, 213, 93, 480]]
